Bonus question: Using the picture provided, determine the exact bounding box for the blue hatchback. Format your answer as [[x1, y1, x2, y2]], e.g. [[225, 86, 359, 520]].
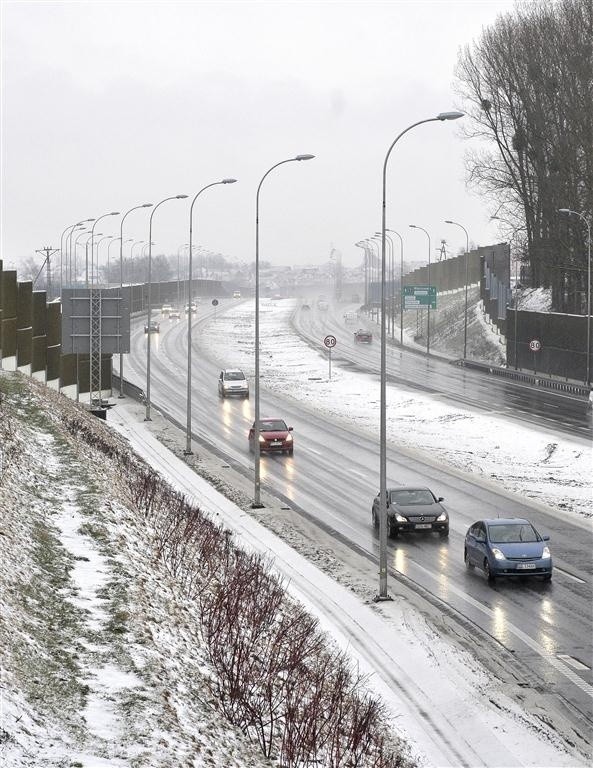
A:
[[464, 518, 552, 583]]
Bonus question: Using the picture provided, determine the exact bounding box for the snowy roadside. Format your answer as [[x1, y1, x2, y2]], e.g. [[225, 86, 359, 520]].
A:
[[110, 400, 586, 768], [198, 297, 592, 521]]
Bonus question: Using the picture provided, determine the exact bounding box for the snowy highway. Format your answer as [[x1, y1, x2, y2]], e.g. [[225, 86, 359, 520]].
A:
[[121, 296, 593, 759]]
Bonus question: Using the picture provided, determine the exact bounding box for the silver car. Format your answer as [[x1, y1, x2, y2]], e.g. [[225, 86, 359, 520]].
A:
[[218, 369, 249, 399]]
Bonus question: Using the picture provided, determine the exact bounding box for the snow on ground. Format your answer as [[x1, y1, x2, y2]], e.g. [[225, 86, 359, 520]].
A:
[[198, 297, 592, 520]]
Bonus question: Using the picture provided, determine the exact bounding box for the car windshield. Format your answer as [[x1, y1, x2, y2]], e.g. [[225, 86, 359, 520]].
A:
[[225, 371, 245, 381], [260, 420, 287, 432], [487, 523, 539, 543], [390, 489, 434, 506]]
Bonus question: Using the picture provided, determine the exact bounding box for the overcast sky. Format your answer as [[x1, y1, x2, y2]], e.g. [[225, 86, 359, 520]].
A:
[[1, 0, 516, 273]]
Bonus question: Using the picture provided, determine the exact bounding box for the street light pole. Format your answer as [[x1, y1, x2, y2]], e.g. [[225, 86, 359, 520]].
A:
[[145, 195, 188, 421], [253, 154, 314, 508], [95, 236, 114, 283], [185, 179, 237, 455], [409, 224, 432, 355], [117, 204, 153, 398], [89, 212, 120, 287], [354, 242, 368, 305], [559, 208, 591, 386], [444, 219, 470, 359], [376, 231, 395, 339], [386, 229, 404, 346], [377, 111, 463, 601]]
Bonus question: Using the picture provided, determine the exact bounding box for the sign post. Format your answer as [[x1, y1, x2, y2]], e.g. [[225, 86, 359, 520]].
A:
[[403, 285, 437, 310], [324, 334, 337, 380], [529, 338, 541, 374]]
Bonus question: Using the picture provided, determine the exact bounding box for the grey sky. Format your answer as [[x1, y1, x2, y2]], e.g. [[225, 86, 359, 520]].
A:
[[1, 0, 516, 272]]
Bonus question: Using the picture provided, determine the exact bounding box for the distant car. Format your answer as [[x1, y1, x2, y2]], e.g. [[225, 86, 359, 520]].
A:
[[372, 486, 449, 538], [344, 311, 358, 324], [144, 321, 160, 333], [249, 418, 294, 455], [354, 329, 372, 343], [161, 304, 173, 315], [168, 309, 181, 319], [232, 290, 241, 299], [317, 300, 329, 311], [184, 303, 197, 314], [464, 518, 552, 582], [302, 303, 311, 310], [218, 369, 249, 399]]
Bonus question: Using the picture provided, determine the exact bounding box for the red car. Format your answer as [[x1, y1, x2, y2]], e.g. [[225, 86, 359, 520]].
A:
[[354, 329, 372, 343], [249, 418, 294, 455]]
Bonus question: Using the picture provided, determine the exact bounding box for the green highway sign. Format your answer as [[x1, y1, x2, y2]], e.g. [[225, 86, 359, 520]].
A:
[[403, 285, 437, 310]]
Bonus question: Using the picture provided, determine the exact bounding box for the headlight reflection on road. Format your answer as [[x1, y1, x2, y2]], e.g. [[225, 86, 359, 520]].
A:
[[241, 398, 252, 419], [539, 631, 557, 656], [491, 604, 508, 644], [436, 544, 449, 600], [392, 547, 407, 576], [540, 597, 554, 627], [221, 399, 233, 431]]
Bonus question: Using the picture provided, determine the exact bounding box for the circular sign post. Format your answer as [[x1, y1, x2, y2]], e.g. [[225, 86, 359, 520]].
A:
[[529, 339, 541, 376], [324, 335, 337, 380]]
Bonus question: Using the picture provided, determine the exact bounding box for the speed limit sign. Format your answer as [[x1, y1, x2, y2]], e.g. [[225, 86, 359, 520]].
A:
[[324, 335, 337, 348], [529, 339, 541, 352]]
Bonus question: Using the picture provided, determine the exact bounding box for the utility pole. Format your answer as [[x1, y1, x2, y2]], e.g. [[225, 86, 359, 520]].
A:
[[34, 246, 59, 298]]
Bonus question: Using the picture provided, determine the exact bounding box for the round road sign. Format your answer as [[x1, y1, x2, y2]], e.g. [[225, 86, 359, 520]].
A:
[[324, 335, 337, 348], [212, 299, 219, 306], [529, 339, 541, 352]]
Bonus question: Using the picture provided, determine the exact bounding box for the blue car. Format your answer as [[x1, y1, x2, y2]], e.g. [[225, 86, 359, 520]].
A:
[[464, 518, 552, 583]]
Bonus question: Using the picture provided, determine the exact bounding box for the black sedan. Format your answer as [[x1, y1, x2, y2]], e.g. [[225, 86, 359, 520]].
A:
[[372, 486, 449, 538]]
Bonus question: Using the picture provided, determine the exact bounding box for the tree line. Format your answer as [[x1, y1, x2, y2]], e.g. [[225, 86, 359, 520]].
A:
[[455, 0, 592, 312]]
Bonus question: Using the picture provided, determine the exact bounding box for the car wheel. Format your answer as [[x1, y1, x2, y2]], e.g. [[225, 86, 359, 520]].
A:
[[464, 548, 474, 569], [439, 528, 449, 538], [484, 559, 495, 583], [543, 573, 552, 582], [288, 448, 294, 456], [371, 508, 379, 529], [388, 524, 399, 539]]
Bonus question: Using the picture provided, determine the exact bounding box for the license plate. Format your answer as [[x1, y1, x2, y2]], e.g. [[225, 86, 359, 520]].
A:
[[270, 440, 281, 445], [415, 523, 432, 530], [516, 563, 536, 570]]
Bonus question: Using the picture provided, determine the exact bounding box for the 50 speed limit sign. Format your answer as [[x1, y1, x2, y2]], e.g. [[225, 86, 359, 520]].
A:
[[324, 335, 337, 348]]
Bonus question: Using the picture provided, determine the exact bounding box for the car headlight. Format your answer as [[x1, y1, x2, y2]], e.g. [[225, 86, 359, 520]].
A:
[[491, 547, 506, 561], [286, 434, 293, 442], [259, 435, 266, 443], [436, 512, 447, 522], [395, 514, 407, 523], [541, 546, 551, 559]]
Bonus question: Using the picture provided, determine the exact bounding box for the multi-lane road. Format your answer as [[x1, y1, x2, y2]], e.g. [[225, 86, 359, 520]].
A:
[[121, 298, 593, 754]]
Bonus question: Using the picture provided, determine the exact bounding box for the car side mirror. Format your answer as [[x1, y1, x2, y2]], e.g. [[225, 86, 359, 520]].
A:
[[288, 426, 293, 431], [542, 534, 550, 541], [437, 497, 444, 502]]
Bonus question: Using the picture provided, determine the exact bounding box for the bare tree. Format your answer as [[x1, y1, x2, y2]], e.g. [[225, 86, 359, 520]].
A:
[[455, 0, 592, 310]]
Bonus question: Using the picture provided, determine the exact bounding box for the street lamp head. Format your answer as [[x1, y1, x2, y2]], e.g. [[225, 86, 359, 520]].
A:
[[176, 195, 188, 199], [84, 218, 95, 223], [558, 208, 571, 215], [295, 154, 315, 161], [437, 111, 464, 121], [222, 178, 237, 184], [444, 219, 454, 224], [109, 211, 120, 216], [409, 224, 418, 229], [142, 203, 153, 208]]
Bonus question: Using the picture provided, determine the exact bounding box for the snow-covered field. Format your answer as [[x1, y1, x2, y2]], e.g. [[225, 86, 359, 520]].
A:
[[198, 297, 592, 520]]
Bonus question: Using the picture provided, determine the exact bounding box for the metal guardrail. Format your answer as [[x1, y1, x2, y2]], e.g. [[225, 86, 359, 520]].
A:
[[111, 373, 145, 403], [453, 359, 591, 398]]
